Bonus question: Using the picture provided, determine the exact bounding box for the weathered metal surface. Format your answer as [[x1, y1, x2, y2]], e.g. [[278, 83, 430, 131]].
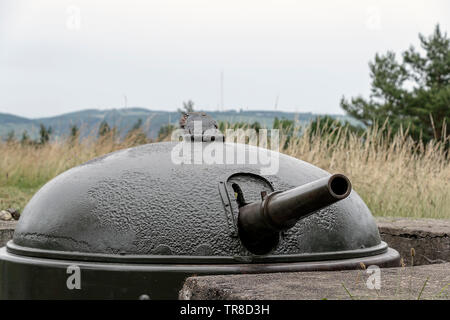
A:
[[4, 240, 390, 264], [0, 246, 399, 299], [238, 174, 352, 254], [12, 142, 382, 259]]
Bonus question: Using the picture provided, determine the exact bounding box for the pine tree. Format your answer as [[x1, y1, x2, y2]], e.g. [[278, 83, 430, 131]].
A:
[[5, 130, 16, 143], [98, 120, 111, 137], [177, 100, 195, 115], [341, 24, 449, 141], [39, 124, 52, 144], [21, 130, 30, 145], [69, 125, 80, 143]]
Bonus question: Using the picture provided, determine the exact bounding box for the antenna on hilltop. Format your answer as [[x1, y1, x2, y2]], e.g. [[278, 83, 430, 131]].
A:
[[220, 70, 224, 112], [274, 94, 279, 110], [123, 94, 128, 108]]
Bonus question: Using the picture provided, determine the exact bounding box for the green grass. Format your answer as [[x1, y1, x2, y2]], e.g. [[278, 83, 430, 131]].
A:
[[0, 186, 39, 211]]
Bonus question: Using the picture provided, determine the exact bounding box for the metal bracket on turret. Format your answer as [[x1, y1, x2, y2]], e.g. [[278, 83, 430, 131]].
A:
[[179, 112, 224, 142], [218, 181, 239, 237]]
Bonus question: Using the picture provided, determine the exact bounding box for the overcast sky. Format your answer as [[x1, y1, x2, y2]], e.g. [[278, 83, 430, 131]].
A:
[[0, 0, 448, 118]]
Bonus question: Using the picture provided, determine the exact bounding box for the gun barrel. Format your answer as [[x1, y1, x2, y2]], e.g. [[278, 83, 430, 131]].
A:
[[238, 174, 352, 255]]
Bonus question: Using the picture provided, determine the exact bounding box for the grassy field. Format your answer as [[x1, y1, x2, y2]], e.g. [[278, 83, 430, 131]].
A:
[[1, 123, 449, 219]]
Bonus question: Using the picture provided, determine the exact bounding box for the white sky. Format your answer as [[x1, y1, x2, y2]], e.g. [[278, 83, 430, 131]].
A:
[[0, 0, 449, 118]]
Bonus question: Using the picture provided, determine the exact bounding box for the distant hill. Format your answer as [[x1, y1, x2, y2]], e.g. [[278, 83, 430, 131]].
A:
[[0, 108, 356, 140], [0, 113, 33, 125]]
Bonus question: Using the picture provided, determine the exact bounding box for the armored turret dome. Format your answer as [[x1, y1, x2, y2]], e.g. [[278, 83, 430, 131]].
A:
[[13, 141, 384, 261], [0, 113, 399, 299]]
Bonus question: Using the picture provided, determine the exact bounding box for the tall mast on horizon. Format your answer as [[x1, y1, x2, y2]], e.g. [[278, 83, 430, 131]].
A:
[[220, 70, 224, 112], [274, 94, 279, 110]]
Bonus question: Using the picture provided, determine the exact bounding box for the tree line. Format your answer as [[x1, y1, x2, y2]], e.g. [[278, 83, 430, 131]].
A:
[[4, 118, 148, 146]]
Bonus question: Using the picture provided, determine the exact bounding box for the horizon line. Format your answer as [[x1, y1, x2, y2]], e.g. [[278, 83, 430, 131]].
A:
[[0, 106, 347, 120]]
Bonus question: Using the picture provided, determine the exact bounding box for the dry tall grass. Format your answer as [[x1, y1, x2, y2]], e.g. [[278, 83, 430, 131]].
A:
[[284, 120, 449, 219], [0, 132, 149, 211], [1, 124, 449, 219]]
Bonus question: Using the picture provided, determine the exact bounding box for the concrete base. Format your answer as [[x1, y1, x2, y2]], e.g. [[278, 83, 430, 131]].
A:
[[180, 263, 450, 300], [377, 218, 450, 266], [0, 221, 16, 247], [180, 218, 450, 300]]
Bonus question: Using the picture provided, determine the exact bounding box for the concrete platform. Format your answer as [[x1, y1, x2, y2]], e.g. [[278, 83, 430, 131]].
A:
[[180, 218, 450, 300], [377, 217, 450, 265], [0, 221, 16, 247], [180, 263, 450, 300]]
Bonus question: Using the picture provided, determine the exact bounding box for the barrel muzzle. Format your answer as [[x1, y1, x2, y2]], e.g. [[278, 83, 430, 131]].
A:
[[238, 174, 352, 255]]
